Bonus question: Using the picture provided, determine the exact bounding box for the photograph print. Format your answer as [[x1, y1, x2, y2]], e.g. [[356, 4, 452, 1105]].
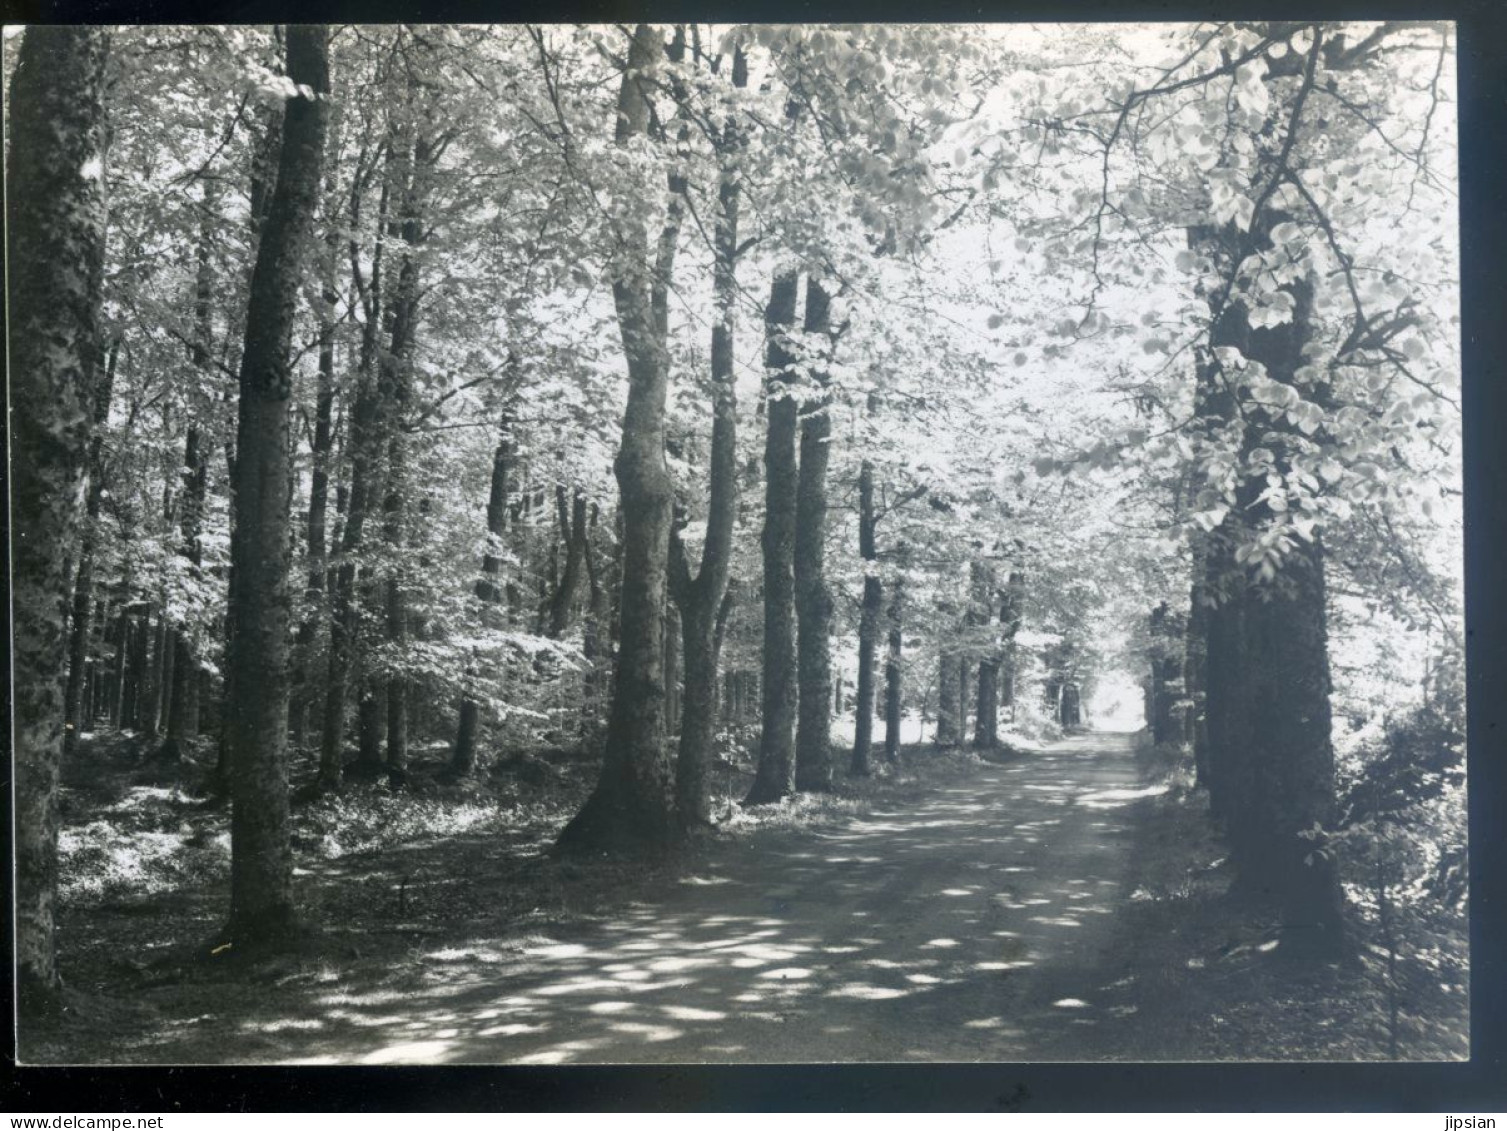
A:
[[7, 19, 1466, 1065]]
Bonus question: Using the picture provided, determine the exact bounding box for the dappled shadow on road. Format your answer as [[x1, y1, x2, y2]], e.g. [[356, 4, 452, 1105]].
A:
[[146, 734, 1167, 1063]]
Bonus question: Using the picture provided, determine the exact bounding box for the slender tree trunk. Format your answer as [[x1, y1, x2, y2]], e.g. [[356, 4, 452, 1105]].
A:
[[64, 338, 119, 757], [973, 564, 1000, 750], [851, 461, 881, 776], [453, 426, 512, 775], [669, 43, 746, 828], [794, 278, 836, 791], [318, 169, 392, 791], [547, 487, 589, 637], [290, 207, 340, 743], [557, 24, 684, 853], [223, 25, 329, 944], [956, 657, 972, 746], [379, 190, 423, 787], [745, 269, 802, 805], [143, 609, 171, 740], [9, 24, 111, 1018], [1186, 548, 1210, 782], [975, 660, 1000, 749], [883, 585, 904, 762], [164, 427, 208, 756], [935, 649, 960, 747]]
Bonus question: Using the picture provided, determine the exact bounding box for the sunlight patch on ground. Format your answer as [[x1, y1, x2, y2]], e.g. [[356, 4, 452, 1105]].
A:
[[534, 977, 635, 996], [760, 967, 814, 980], [514, 1039, 606, 1065], [1031, 915, 1082, 927], [1075, 784, 1169, 810], [923, 938, 959, 948], [586, 1000, 635, 1014], [427, 946, 510, 964], [323, 1009, 413, 1029], [242, 1018, 324, 1033], [477, 1022, 548, 1037], [647, 955, 715, 974], [660, 1005, 727, 1021], [678, 874, 733, 886], [827, 984, 912, 1000], [1053, 998, 1090, 1008], [315, 989, 405, 1007], [362, 1039, 455, 1064], [975, 960, 1034, 971], [608, 1021, 682, 1042]]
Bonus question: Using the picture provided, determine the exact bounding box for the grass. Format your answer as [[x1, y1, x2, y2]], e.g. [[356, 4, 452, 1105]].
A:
[[1089, 739, 1469, 1061]]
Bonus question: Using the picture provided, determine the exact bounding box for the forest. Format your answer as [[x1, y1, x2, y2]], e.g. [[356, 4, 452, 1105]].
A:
[[7, 20, 1466, 1065]]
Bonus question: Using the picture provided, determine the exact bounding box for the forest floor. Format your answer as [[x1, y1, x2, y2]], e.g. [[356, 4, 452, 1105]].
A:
[[24, 729, 1466, 1064]]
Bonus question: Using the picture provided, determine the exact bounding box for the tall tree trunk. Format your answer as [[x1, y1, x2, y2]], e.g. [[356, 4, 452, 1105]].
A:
[[223, 25, 329, 944], [973, 563, 1000, 750], [851, 460, 881, 776], [1196, 217, 1344, 955], [144, 608, 172, 740], [664, 600, 682, 736], [668, 41, 746, 829], [956, 657, 972, 746], [318, 159, 393, 791], [163, 178, 219, 757], [378, 137, 427, 788], [745, 269, 802, 805], [935, 648, 960, 747], [164, 426, 208, 756], [794, 278, 836, 792], [547, 487, 588, 637], [883, 584, 904, 762], [453, 426, 512, 775], [290, 205, 340, 743], [9, 24, 111, 1018], [557, 24, 684, 853], [64, 337, 119, 757], [1186, 540, 1210, 784]]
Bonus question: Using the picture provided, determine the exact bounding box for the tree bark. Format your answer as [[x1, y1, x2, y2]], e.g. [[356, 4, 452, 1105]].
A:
[[956, 657, 972, 746], [64, 338, 119, 758], [290, 199, 340, 744], [556, 24, 683, 853], [668, 42, 746, 828], [973, 563, 1000, 750], [547, 487, 589, 638], [318, 145, 393, 792], [794, 278, 836, 791], [745, 269, 802, 805], [223, 25, 329, 944], [935, 648, 960, 747], [851, 460, 881, 776], [164, 426, 208, 756], [883, 584, 904, 761], [9, 24, 111, 1017], [1186, 538, 1211, 784], [453, 426, 513, 775], [378, 123, 430, 788], [1196, 216, 1344, 955]]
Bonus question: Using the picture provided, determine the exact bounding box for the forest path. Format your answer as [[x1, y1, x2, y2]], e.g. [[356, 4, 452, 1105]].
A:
[[285, 731, 1165, 1064]]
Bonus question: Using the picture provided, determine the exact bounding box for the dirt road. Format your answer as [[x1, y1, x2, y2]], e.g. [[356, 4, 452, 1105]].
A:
[[264, 732, 1164, 1064]]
